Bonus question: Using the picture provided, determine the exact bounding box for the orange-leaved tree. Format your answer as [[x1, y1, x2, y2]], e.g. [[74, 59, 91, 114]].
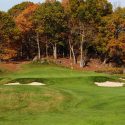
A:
[[15, 3, 39, 59]]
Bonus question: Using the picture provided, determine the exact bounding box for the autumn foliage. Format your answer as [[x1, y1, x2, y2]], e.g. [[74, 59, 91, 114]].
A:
[[15, 4, 39, 33], [0, 0, 125, 67]]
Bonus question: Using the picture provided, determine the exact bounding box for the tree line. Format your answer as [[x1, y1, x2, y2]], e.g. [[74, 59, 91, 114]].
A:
[[0, 0, 125, 67]]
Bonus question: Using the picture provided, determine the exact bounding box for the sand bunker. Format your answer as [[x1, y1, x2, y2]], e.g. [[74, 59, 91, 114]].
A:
[[95, 81, 125, 87], [5, 82, 20, 85], [5, 82, 45, 86], [119, 78, 125, 81], [27, 82, 45, 86]]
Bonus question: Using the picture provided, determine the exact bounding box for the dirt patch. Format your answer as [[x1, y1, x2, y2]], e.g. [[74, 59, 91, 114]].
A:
[[95, 81, 125, 87], [0, 61, 29, 71], [48, 58, 112, 71]]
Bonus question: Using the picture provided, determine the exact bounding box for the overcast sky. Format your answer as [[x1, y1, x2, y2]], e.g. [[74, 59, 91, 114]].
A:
[[0, 0, 125, 12]]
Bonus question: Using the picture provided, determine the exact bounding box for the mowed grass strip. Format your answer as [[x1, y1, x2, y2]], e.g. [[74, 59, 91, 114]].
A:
[[0, 63, 125, 125]]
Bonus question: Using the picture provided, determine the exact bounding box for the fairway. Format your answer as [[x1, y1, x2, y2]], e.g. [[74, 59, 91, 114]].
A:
[[0, 63, 125, 125]]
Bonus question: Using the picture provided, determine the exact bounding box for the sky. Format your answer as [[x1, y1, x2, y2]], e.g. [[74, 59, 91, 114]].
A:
[[0, 0, 125, 12]]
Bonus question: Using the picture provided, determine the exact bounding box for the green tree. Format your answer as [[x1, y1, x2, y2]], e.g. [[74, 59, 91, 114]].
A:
[[95, 7, 125, 65], [0, 11, 19, 60], [34, 1, 67, 59], [62, 0, 80, 64], [77, 0, 112, 67]]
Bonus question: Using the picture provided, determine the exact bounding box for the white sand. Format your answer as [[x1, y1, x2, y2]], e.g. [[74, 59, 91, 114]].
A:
[[5, 82, 20, 85], [27, 82, 45, 86], [5, 82, 45, 86], [119, 78, 125, 81], [95, 81, 125, 87]]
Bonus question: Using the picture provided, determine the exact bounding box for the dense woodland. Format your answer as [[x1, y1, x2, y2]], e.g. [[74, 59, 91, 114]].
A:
[[0, 0, 125, 67]]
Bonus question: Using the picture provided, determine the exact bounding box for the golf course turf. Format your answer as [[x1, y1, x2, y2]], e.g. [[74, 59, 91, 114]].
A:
[[0, 63, 125, 125]]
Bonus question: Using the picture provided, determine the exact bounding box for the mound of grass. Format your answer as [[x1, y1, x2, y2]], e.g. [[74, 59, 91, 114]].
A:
[[0, 68, 7, 74], [32, 59, 50, 65], [91, 76, 118, 82]]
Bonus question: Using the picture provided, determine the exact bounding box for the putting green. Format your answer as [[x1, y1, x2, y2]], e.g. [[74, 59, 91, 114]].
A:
[[0, 63, 125, 125]]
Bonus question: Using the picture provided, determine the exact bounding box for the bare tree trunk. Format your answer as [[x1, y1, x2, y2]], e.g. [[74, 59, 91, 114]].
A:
[[102, 56, 108, 65], [80, 35, 84, 68], [53, 43, 57, 59], [103, 58, 107, 65], [71, 46, 76, 64], [37, 32, 41, 60], [63, 49, 65, 58], [80, 23, 85, 68], [45, 38, 48, 58], [123, 68, 125, 74], [70, 48, 72, 60], [68, 37, 72, 60], [69, 38, 76, 64]]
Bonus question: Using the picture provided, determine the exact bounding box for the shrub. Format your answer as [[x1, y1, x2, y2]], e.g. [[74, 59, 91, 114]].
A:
[[96, 67, 124, 74]]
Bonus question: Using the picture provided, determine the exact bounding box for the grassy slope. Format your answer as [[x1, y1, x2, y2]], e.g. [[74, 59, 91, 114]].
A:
[[0, 63, 125, 125]]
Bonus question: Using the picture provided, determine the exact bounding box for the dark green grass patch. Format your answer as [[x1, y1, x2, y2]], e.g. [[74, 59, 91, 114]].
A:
[[90, 76, 118, 83]]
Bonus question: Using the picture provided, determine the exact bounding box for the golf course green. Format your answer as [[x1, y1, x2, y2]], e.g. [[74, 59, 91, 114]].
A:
[[0, 63, 125, 125]]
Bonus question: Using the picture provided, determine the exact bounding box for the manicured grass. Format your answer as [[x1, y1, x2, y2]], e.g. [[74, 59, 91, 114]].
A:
[[0, 63, 125, 125]]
